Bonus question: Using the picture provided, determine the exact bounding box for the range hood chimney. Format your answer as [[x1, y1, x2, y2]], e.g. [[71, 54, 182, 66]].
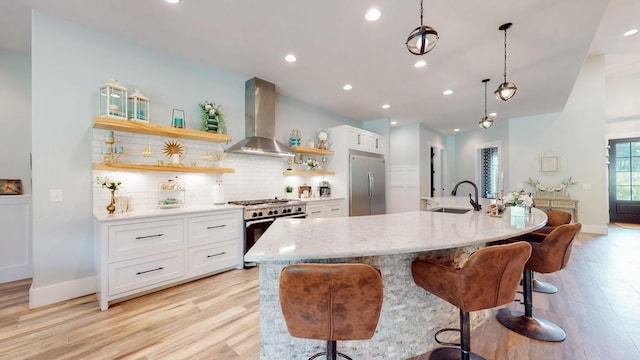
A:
[[225, 77, 295, 157]]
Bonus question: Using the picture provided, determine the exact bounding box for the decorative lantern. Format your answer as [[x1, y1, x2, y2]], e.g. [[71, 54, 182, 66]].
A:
[[99, 78, 128, 119], [128, 89, 150, 122]]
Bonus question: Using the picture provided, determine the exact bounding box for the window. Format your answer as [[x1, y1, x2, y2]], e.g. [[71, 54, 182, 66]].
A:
[[481, 147, 499, 198]]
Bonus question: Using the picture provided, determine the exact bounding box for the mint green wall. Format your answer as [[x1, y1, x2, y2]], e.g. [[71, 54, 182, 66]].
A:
[[30, 11, 246, 292]]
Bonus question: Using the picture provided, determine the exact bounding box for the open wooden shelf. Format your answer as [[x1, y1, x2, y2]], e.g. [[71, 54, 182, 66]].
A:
[[94, 116, 232, 143], [289, 146, 334, 156], [282, 170, 335, 176], [94, 163, 235, 174]]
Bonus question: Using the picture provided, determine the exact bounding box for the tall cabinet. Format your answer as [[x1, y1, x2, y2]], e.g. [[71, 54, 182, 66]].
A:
[[328, 125, 386, 216]]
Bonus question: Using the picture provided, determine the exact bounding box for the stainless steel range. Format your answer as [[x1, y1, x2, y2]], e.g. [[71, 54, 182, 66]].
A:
[[228, 198, 306, 267]]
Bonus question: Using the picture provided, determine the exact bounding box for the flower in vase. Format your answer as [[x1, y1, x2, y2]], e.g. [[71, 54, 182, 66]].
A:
[[306, 158, 320, 171], [96, 176, 122, 191], [503, 190, 533, 207]]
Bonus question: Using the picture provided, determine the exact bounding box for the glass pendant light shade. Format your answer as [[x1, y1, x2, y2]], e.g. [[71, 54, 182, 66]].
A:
[[479, 79, 494, 129], [495, 23, 517, 101], [479, 116, 494, 129], [406, 0, 438, 55], [406, 26, 439, 55], [495, 81, 517, 101]]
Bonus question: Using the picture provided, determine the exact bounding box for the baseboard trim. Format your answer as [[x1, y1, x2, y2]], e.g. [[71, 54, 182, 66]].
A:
[[581, 224, 608, 235], [29, 276, 97, 309]]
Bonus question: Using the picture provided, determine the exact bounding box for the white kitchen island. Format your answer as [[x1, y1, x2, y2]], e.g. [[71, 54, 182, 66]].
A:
[[245, 198, 547, 360]]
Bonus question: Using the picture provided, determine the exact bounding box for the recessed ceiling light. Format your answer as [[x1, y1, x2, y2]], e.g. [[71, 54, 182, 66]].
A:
[[164, 0, 181, 4], [624, 28, 639, 37], [284, 54, 297, 63], [453, 128, 460, 132], [382, 104, 390, 109], [390, 121, 397, 125], [414, 60, 427, 68], [365, 8, 381, 22], [489, 112, 497, 117], [443, 90, 453, 96], [343, 84, 353, 91]]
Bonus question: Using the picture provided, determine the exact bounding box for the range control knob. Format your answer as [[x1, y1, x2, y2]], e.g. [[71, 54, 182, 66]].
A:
[[258, 211, 263, 217], [274, 210, 278, 215], [252, 212, 258, 218], [296, 207, 302, 212], [268, 210, 273, 215]]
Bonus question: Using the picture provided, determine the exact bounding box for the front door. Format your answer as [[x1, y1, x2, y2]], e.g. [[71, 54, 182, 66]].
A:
[[609, 137, 640, 223]]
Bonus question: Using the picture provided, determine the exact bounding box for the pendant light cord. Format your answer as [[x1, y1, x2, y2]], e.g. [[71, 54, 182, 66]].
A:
[[420, 0, 424, 27], [484, 81, 488, 116], [503, 28, 508, 82]]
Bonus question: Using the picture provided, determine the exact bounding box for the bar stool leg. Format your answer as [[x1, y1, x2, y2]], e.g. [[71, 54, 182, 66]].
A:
[[520, 272, 559, 294], [497, 269, 566, 342], [429, 309, 485, 360]]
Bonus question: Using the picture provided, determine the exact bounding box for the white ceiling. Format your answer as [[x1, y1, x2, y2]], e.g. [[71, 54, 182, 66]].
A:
[[1, 0, 639, 134]]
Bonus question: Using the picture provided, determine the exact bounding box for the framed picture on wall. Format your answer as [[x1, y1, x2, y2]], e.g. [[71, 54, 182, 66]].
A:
[[541, 156, 558, 172], [0, 179, 23, 195]]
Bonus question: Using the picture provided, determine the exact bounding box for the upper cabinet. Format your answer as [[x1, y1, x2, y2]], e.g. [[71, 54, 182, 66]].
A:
[[330, 125, 385, 155]]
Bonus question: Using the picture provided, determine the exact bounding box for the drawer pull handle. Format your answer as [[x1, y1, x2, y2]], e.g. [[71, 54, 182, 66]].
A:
[[136, 267, 164, 275], [206, 225, 226, 230], [207, 252, 227, 258], [330, 208, 340, 211], [135, 233, 164, 240], [311, 211, 322, 214]]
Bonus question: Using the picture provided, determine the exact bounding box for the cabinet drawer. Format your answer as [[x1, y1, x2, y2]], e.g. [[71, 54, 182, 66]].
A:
[[188, 241, 239, 277], [188, 212, 241, 246], [108, 251, 184, 296], [108, 219, 184, 259]]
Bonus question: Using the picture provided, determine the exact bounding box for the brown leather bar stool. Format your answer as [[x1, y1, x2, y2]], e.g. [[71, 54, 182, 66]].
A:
[[512, 209, 573, 294], [497, 223, 582, 342], [412, 242, 532, 360], [279, 263, 384, 360]]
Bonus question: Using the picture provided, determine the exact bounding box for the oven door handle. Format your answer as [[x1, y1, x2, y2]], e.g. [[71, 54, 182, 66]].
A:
[[246, 218, 275, 227]]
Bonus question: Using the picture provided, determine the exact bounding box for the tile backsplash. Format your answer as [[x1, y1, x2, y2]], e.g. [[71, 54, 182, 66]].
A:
[[92, 129, 329, 214]]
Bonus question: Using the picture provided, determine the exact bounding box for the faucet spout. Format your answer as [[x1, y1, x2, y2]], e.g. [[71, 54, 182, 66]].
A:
[[452, 180, 482, 211]]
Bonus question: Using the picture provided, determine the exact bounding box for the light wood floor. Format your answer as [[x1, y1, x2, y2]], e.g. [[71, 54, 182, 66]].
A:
[[1, 225, 639, 360]]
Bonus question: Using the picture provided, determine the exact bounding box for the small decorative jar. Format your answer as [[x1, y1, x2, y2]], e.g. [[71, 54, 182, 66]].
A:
[[128, 89, 150, 123], [99, 78, 128, 119]]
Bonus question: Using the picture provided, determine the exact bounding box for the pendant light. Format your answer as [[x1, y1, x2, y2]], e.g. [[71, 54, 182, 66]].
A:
[[479, 79, 494, 129], [494, 23, 517, 101], [406, 0, 439, 55]]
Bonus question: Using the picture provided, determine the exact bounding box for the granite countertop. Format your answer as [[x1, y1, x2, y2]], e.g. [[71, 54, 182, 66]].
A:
[[245, 197, 546, 262], [94, 204, 244, 222]]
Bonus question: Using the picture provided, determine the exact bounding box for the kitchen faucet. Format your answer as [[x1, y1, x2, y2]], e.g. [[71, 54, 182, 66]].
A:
[[451, 180, 482, 211]]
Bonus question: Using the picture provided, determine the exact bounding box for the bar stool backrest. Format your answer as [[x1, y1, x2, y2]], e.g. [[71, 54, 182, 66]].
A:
[[279, 263, 384, 341], [527, 223, 581, 274]]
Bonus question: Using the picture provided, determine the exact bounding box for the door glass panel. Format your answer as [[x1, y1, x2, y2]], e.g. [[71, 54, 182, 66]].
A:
[[617, 143, 630, 156], [617, 172, 631, 185], [617, 158, 630, 171], [634, 186, 640, 201], [617, 186, 631, 200], [632, 142, 640, 157]]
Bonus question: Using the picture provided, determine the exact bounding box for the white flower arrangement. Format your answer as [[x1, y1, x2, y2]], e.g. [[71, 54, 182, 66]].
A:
[[503, 190, 533, 207], [318, 129, 328, 141], [306, 158, 320, 170], [95, 176, 122, 191]]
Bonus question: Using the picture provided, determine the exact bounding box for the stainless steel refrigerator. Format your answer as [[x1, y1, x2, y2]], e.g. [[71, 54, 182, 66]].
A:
[[349, 152, 386, 216]]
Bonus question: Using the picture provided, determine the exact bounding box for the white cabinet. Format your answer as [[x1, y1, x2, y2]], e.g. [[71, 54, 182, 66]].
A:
[[96, 208, 242, 310], [0, 195, 32, 283], [345, 127, 384, 154], [306, 199, 346, 218]]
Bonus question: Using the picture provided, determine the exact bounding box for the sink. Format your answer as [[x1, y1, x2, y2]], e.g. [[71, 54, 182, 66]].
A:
[[428, 207, 471, 214]]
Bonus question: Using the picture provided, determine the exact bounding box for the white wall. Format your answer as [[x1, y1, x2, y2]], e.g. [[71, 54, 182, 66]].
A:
[[446, 56, 609, 234], [606, 66, 640, 139], [29, 12, 358, 306], [0, 50, 31, 194]]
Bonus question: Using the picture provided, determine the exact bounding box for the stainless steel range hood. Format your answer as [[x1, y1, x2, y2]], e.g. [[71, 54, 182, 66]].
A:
[[226, 77, 295, 157]]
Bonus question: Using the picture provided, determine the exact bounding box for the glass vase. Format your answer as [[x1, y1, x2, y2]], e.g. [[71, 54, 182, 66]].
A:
[[107, 190, 116, 214]]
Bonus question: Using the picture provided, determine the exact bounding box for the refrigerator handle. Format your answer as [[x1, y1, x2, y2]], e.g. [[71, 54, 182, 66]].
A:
[[368, 171, 374, 199]]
